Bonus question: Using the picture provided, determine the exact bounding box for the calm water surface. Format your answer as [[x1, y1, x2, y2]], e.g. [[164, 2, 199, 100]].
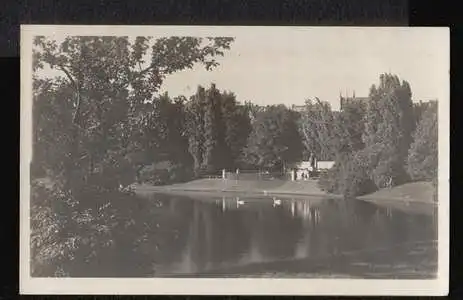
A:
[[64, 193, 438, 278]]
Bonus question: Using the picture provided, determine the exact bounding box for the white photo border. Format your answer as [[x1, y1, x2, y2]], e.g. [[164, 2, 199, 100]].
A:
[[20, 25, 450, 296]]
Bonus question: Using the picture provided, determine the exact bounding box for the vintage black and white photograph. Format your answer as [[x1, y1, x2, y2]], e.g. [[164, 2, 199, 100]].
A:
[[20, 26, 449, 295]]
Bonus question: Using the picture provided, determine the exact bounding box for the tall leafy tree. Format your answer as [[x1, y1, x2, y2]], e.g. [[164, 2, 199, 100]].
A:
[[407, 101, 438, 181], [33, 36, 234, 194], [134, 93, 193, 174], [185, 85, 252, 175], [362, 73, 415, 187], [221, 92, 252, 169], [202, 84, 224, 173], [244, 105, 303, 171], [185, 86, 207, 176], [299, 98, 336, 160]]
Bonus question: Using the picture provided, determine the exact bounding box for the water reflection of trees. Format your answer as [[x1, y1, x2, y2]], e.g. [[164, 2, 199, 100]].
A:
[[61, 193, 437, 276]]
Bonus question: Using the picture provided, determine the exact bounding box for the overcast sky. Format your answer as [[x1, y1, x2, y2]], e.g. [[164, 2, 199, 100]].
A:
[[30, 26, 448, 111], [159, 28, 448, 110]]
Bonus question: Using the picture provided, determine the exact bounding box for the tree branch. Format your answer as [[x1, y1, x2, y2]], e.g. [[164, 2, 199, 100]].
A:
[[58, 66, 78, 90], [58, 65, 81, 125], [118, 62, 159, 89]]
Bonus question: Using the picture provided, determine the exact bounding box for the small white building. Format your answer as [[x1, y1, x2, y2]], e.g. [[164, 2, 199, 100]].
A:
[[292, 160, 335, 180], [317, 161, 335, 170]]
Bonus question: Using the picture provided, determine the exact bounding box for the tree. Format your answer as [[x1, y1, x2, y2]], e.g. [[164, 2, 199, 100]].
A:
[[244, 105, 304, 172], [33, 36, 234, 195], [319, 73, 417, 197], [407, 101, 438, 181], [221, 92, 252, 169], [299, 98, 336, 161], [413, 100, 433, 128], [132, 93, 194, 183], [32, 78, 75, 180], [202, 83, 225, 173], [185, 86, 207, 176], [185, 85, 252, 175], [31, 36, 234, 276], [243, 101, 263, 124], [332, 99, 367, 155], [362, 73, 415, 188], [314, 97, 368, 196]]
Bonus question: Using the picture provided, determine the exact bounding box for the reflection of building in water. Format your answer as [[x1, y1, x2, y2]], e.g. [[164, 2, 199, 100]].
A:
[[289, 200, 321, 224], [386, 207, 392, 218]]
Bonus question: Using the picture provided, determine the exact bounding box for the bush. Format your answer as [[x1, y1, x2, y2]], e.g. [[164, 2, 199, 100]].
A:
[[317, 152, 377, 198], [318, 162, 341, 193], [341, 152, 377, 198], [30, 182, 78, 276], [31, 181, 136, 276]]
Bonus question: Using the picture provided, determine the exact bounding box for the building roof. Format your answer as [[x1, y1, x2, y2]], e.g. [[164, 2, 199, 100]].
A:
[[340, 95, 369, 110], [295, 161, 335, 170], [290, 104, 306, 112]]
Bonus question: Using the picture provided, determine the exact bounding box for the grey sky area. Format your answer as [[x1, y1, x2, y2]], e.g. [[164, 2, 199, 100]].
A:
[[160, 29, 446, 110], [35, 27, 448, 111]]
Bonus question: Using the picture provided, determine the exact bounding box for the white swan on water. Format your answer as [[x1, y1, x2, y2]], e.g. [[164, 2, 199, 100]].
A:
[[236, 197, 245, 207], [273, 197, 281, 206]]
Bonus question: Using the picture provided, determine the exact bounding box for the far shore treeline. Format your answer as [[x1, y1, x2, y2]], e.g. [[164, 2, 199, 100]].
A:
[[29, 36, 438, 276], [31, 36, 438, 199]]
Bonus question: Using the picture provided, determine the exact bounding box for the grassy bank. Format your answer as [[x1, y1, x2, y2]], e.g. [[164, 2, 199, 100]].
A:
[[132, 178, 340, 199], [355, 181, 437, 216], [132, 179, 437, 206], [357, 181, 436, 204]]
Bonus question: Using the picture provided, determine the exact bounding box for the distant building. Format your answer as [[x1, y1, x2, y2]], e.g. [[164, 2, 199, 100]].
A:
[[292, 160, 335, 180], [290, 104, 306, 112], [317, 161, 335, 170], [291, 93, 369, 113], [339, 91, 369, 111]]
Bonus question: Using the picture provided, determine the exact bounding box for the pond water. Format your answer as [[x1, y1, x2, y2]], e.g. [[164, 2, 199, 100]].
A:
[[60, 193, 438, 278]]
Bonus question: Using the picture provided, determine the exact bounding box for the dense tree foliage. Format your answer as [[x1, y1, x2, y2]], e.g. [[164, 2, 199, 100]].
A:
[[319, 73, 433, 198], [131, 93, 194, 184], [33, 36, 234, 195], [413, 100, 435, 128], [332, 100, 367, 155], [407, 101, 438, 181], [244, 105, 304, 172], [31, 35, 234, 275], [362, 73, 415, 188], [185, 84, 252, 175], [299, 98, 336, 161]]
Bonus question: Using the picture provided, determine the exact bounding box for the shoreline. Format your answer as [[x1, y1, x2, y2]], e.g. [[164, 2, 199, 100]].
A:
[[131, 179, 436, 205], [131, 177, 339, 200], [356, 181, 436, 205], [133, 184, 343, 200]]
